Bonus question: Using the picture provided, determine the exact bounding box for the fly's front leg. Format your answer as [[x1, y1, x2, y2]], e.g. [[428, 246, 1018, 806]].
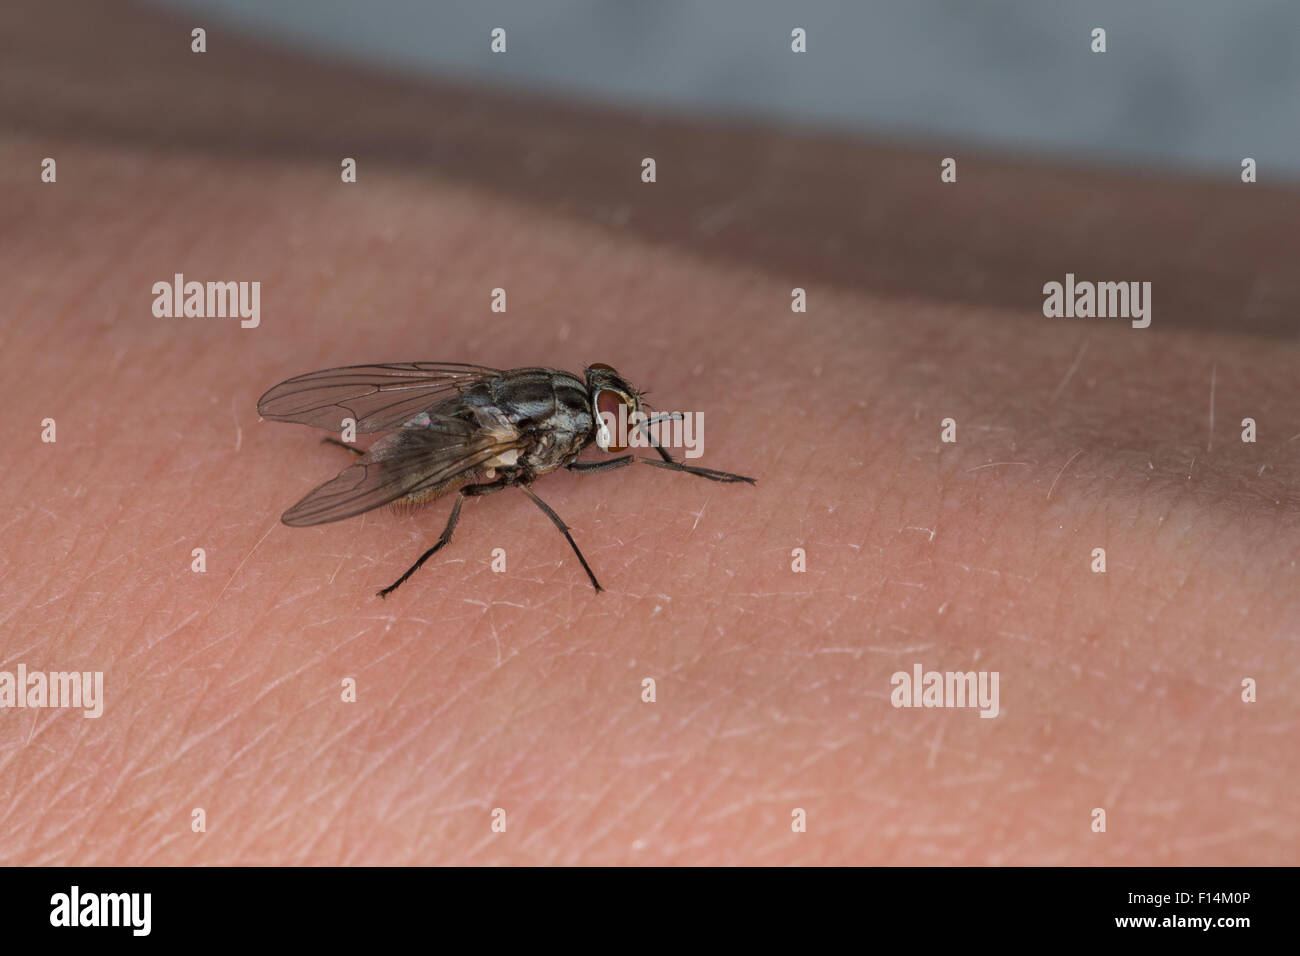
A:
[[634, 414, 679, 464], [568, 456, 633, 475], [646, 439, 674, 464], [570, 454, 754, 483], [638, 457, 756, 484], [377, 476, 509, 598]]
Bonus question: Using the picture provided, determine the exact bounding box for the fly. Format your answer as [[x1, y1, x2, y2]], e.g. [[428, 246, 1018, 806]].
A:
[[257, 362, 755, 596]]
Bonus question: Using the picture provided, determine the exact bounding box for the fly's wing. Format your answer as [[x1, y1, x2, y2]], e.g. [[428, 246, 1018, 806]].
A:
[[257, 363, 501, 433], [280, 416, 523, 526]]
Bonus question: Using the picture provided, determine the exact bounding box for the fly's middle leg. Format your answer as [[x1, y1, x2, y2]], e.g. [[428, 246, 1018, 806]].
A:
[[518, 484, 603, 593]]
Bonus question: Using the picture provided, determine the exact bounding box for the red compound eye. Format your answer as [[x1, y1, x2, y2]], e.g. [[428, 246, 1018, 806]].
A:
[[596, 389, 629, 451]]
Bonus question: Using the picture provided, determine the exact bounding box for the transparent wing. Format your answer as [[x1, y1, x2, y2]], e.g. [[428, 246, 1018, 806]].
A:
[[257, 363, 501, 433], [281, 417, 522, 526]]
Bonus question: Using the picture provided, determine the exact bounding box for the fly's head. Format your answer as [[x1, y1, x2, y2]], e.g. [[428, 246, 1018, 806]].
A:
[[585, 362, 643, 453]]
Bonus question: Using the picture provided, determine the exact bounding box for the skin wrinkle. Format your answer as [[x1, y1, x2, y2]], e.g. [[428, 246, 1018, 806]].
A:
[[524, 744, 625, 860]]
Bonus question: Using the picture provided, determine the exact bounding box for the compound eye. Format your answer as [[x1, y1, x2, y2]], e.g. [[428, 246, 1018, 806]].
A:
[[595, 388, 629, 452]]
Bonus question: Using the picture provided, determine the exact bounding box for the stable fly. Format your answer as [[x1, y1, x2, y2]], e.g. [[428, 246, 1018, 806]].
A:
[[257, 363, 755, 596]]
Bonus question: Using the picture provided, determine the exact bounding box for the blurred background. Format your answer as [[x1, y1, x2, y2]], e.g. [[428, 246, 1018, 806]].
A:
[[7, 0, 1298, 338], [151, 0, 1300, 178]]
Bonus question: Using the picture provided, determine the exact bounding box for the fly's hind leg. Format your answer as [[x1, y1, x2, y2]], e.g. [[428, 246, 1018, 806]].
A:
[[321, 437, 365, 457], [377, 493, 464, 599], [377, 477, 509, 598]]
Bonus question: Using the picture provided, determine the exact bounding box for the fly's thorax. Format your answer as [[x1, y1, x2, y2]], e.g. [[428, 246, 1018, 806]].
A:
[[484, 368, 585, 427], [479, 367, 594, 473]]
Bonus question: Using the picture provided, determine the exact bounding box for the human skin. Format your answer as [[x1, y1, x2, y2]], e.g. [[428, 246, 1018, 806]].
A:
[[0, 1, 1297, 865]]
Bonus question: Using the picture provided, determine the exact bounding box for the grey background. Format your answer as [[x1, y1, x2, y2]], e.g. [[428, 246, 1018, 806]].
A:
[[153, 0, 1300, 177]]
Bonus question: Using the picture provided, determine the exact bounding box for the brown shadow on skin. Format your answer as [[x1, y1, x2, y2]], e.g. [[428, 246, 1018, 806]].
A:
[[4, 0, 1299, 340]]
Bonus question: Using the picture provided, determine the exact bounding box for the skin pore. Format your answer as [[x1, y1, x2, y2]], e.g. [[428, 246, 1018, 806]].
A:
[[0, 1, 1297, 864]]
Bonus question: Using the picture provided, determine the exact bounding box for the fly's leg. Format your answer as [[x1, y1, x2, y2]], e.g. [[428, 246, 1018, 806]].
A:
[[634, 414, 679, 464], [647, 439, 675, 464], [568, 456, 634, 474], [377, 478, 508, 598], [321, 437, 364, 457], [638, 458, 756, 483], [378, 493, 464, 598], [569, 454, 755, 483], [518, 484, 603, 593]]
